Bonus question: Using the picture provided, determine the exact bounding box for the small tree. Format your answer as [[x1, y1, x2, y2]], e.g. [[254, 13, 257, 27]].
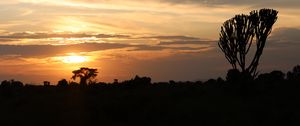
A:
[[71, 67, 98, 86], [44, 81, 50, 86], [219, 8, 278, 78], [57, 79, 68, 87]]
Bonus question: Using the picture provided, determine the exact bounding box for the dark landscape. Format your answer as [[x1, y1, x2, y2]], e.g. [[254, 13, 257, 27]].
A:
[[1, 66, 300, 126]]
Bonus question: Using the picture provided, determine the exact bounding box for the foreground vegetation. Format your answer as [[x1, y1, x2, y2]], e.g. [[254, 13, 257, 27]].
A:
[[0, 66, 300, 126]]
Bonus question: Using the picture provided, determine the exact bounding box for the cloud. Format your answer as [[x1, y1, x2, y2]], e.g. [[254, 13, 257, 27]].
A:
[[0, 38, 18, 42], [140, 35, 216, 46], [248, 27, 300, 71], [60, 0, 300, 8], [0, 43, 128, 57], [269, 28, 300, 44], [0, 32, 205, 41], [0, 32, 212, 45], [141, 35, 200, 40], [2, 0, 298, 40], [0, 31, 216, 58], [95, 34, 130, 38], [0, 41, 211, 58], [129, 45, 210, 51], [156, 0, 300, 8], [0, 32, 130, 39], [61, 0, 294, 5], [158, 40, 214, 45]]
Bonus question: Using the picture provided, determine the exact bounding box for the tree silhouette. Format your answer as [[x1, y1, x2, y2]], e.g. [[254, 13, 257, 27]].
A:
[[287, 65, 300, 81], [257, 70, 285, 82], [0, 79, 23, 88], [226, 69, 241, 82], [71, 67, 98, 86], [219, 9, 278, 78], [57, 79, 68, 87], [43, 81, 50, 86]]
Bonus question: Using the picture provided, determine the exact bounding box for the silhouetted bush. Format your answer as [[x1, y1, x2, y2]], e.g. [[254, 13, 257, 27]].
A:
[[226, 69, 241, 82], [0, 80, 11, 88], [270, 70, 285, 80], [169, 80, 176, 85], [11, 80, 24, 88], [257, 70, 285, 82], [113, 79, 119, 84], [121, 75, 152, 88], [133, 75, 151, 85], [255, 70, 285, 90], [287, 65, 300, 81], [57, 79, 68, 87], [0, 80, 23, 88], [69, 81, 79, 87]]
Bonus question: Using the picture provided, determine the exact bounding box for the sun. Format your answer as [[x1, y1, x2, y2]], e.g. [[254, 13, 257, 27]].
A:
[[62, 56, 87, 63]]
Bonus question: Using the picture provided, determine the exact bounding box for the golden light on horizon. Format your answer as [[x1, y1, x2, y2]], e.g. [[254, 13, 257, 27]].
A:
[[62, 55, 87, 63]]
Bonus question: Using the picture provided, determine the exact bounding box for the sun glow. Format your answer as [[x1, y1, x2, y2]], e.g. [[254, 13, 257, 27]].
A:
[[62, 55, 87, 63], [54, 17, 89, 33]]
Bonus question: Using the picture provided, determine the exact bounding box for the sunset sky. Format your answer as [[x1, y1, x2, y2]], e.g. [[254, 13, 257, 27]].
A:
[[0, 0, 300, 84]]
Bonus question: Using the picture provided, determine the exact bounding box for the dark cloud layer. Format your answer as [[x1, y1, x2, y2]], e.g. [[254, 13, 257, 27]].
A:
[[0, 42, 209, 57], [0, 27, 299, 59], [0, 32, 214, 57], [0, 43, 127, 57]]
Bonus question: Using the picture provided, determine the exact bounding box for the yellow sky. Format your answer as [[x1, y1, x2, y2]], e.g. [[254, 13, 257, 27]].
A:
[[2, 0, 299, 38]]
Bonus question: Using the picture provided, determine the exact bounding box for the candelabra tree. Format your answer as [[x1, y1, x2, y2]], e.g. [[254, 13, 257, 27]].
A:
[[218, 8, 278, 78]]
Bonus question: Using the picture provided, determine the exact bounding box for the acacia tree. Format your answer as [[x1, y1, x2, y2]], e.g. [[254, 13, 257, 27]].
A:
[[219, 8, 278, 78], [71, 67, 98, 86]]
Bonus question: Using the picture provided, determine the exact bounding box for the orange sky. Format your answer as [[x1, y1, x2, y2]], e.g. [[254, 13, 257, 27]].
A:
[[0, 0, 300, 84]]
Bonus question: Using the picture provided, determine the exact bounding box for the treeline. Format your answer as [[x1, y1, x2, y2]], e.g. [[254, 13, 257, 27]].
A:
[[1, 65, 299, 89]]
